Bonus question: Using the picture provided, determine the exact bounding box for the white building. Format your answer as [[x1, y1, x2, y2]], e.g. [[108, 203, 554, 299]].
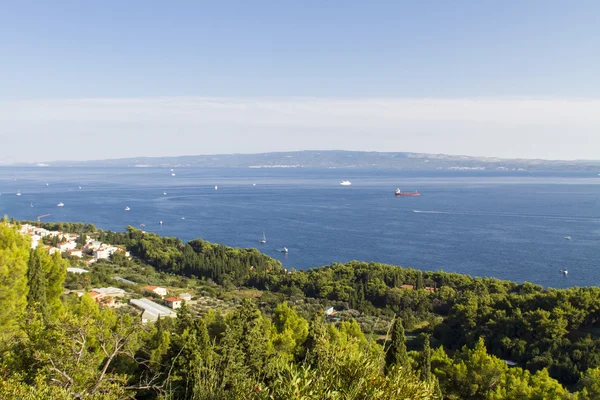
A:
[[179, 293, 192, 301], [142, 286, 168, 297], [85, 241, 103, 252], [164, 296, 183, 309], [93, 287, 126, 297], [114, 276, 136, 285], [58, 241, 77, 252], [34, 227, 51, 238], [67, 267, 88, 274], [93, 246, 119, 260], [130, 298, 176, 323], [67, 249, 83, 258], [48, 247, 60, 255], [30, 234, 41, 249]]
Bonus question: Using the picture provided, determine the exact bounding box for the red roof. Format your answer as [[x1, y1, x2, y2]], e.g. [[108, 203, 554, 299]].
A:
[[88, 291, 102, 299], [143, 286, 159, 290], [164, 296, 182, 303]]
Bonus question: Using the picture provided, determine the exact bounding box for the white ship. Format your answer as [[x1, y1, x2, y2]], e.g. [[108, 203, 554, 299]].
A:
[[57, 202, 64, 207], [340, 180, 352, 186]]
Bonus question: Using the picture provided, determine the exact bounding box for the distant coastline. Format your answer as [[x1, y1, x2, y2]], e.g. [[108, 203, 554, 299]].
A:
[[11, 150, 600, 172]]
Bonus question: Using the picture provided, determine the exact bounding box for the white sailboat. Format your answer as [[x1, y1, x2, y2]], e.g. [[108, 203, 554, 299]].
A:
[[281, 247, 289, 254], [259, 232, 267, 244], [214, 185, 218, 190], [16, 190, 21, 196], [125, 206, 131, 211]]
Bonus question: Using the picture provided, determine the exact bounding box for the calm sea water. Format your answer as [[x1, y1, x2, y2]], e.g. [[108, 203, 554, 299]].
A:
[[1, 167, 599, 288]]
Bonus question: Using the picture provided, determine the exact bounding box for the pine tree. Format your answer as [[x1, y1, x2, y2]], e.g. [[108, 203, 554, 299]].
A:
[[415, 271, 424, 290], [0, 223, 30, 341], [46, 253, 66, 318], [423, 334, 432, 384], [27, 248, 48, 316], [386, 316, 410, 370]]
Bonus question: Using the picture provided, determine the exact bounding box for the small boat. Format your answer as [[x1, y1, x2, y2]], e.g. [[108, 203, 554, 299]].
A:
[[170, 169, 174, 172], [565, 236, 572, 240], [46, 183, 49, 186], [340, 180, 352, 186], [259, 232, 267, 244], [560, 269, 568, 275], [163, 191, 167, 195], [171, 173, 176, 176], [30, 202, 33, 208], [16, 190, 21, 196], [253, 183, 256, 186], [280, 247, 289, 253], [57, 202, 64, 207], [395, 188, 420, 197], [214, 185, 218, 190], [125, 206, 131, 211], [159, 221, 163, 225], [78, 186, 82, 190], [181, 217, 185, 220], [140, 223, 145, 227]]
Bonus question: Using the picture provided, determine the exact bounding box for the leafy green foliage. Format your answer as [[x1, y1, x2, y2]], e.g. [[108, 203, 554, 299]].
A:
[[6, 221, 600, 398], [0, 222, 29, 343]]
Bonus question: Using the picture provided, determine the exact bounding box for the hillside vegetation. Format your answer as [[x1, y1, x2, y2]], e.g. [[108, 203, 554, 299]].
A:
[[2, 220, 600, 399]]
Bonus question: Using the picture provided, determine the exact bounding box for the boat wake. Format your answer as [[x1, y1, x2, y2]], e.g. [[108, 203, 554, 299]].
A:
[[412, 210, 600, 222]]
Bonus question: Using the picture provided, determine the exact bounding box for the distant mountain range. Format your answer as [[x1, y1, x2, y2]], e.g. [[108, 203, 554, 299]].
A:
[[36, 151, 600, 171]]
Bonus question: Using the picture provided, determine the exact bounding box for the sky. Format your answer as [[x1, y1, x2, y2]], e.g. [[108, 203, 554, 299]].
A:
[[1, 1, 599, 163]]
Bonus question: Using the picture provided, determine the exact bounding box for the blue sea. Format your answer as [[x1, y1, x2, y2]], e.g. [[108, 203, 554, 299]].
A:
[[1, 167, 599, 289]]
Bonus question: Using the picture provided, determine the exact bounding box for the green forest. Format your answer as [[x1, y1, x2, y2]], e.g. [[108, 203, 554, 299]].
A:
[[2, 221, 600, 399]]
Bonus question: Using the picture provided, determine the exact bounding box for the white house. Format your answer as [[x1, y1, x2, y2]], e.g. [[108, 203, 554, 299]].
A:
[[142, 286, 168, 297], [48, 247, 60, 255], [34, 228, 51, 238], [179, 293, 192, 301], [164, 296, 183, 309], [93, 246, 119, 260], [67, 249, 83, 258], [58, 241, 77, 252], [30, 234, 41, 249], [84, 240, 103, 252], [93, 247, 111, 260]]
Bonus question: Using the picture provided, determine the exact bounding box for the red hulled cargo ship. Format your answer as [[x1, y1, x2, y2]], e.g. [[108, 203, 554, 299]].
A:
[[395, 188, 420, 197]]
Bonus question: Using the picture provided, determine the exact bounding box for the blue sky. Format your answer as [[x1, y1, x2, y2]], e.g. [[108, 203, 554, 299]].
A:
[[1, 1, 599, 162]]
